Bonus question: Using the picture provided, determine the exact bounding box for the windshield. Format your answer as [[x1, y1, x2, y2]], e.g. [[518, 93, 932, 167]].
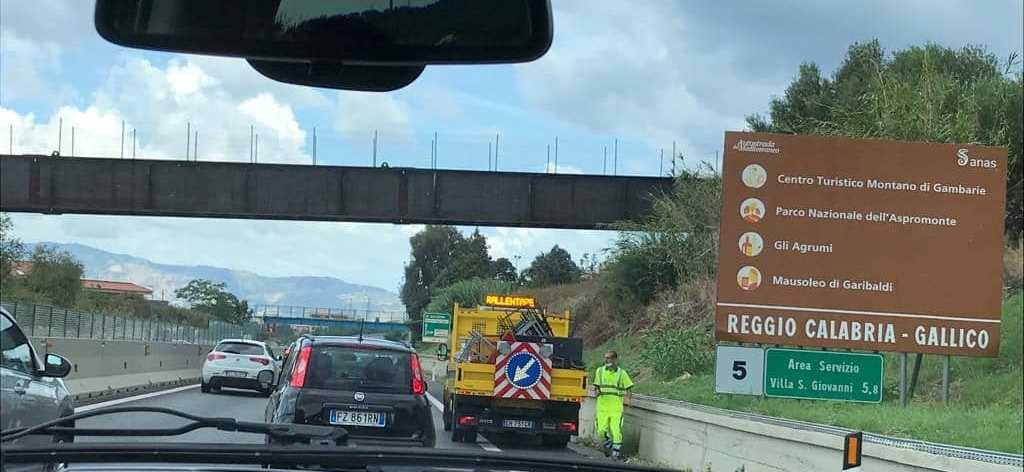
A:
[[1, 2, 1022, 472], [306, 346, 412, 392]]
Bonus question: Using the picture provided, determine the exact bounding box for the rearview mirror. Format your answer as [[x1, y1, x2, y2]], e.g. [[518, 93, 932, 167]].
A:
[[247, 60, 424, 92], [41, 354, 72, 378], [95, 0, 553, 65]]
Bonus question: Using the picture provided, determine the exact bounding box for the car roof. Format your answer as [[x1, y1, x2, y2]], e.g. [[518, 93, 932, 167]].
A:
[[307, 335, 413, 352]]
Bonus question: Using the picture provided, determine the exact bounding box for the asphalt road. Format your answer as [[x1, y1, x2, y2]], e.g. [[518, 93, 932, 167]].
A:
[[74, 382, 592, 461]]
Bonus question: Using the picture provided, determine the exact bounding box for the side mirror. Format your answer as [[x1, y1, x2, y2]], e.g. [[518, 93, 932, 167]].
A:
[[276, 355, 284, 362], [436, 344, 450, 361], [41, 354, 72, 378]]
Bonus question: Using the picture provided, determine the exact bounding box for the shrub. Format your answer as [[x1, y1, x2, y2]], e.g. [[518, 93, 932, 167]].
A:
[[639, 325, 714, 379]]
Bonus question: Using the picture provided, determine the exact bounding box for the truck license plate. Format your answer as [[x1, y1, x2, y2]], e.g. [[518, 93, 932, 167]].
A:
[[502, 419, 534, 429], [329, 410, 386, 428]]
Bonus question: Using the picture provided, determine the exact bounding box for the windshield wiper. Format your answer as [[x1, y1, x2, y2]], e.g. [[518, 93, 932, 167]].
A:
[[0, 406, 347, 445]]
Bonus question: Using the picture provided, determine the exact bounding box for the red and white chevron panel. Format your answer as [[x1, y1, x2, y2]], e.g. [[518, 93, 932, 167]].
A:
[[493, 342, 552, 400]]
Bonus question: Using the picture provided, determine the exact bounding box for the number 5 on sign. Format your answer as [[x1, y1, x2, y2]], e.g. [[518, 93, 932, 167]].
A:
[[714, 345, 765, 395]]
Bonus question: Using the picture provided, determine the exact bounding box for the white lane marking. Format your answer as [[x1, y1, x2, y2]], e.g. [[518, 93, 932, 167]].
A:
[[74, 385, 199, 413], [426, 391, 502, 453]]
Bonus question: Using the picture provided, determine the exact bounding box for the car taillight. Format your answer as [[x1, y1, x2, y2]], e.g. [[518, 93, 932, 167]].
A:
[[410, 353, 425, 395], [249, 356, 270, 365], [207, 353, 226, 361], [289, 345, 312, 388], [558, 421, 578, 433], [458, 415, 478, 426]]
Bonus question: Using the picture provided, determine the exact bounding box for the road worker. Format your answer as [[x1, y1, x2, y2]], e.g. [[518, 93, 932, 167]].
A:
[[592, 350, 633, 459]]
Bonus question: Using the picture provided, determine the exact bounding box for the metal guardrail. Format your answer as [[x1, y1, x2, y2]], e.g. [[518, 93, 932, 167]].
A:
[[1, 301, 246, 345], [631, 393, 1024, 467]]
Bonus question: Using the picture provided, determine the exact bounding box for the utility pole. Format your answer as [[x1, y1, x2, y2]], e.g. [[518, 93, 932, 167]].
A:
[[57, 117, 64, 155], [255, 134, 259, 163], [312, 127, 317, 165], [672, 140, 676, 176], [546, 144, 551, 172], [660, 148, 664, 176], [132, 128, 136, 158], [373, 129, 379, 167], [613, 138, 619, 176], [71, 127, 75, 157], [494, 133, 500, 171], [193, 130, 198, 161], [120, 120, 125, 159], [249, 125, 254, 163], [554, 136, 559, 174], [8, 124, 12, 154], [488, 142, 492, 171], [603, 145, 607, 175], [186, 122, 191, 161]]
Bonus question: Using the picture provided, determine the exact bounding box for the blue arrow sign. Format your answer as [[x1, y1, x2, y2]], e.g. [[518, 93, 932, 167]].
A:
[[505, 351, 542, 389]]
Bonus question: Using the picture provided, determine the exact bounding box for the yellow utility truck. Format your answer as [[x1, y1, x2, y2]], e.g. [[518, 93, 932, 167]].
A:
[[440, 294, 586, 448]]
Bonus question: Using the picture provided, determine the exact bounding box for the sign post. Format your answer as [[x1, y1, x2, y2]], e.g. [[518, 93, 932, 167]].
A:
[[764, 349, 883, 403], [422, 312, 451, 344], [715, 132, 1007, 357]]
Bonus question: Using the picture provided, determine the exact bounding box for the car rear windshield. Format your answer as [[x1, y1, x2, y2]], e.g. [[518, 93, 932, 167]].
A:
[[215, 342, 265, 355], [305, 346, 412, 393]]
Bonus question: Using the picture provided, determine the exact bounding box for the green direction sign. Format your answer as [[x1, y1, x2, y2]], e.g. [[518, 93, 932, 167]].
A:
[[764, 349, 884, 403], [422, 313, 451, 343]]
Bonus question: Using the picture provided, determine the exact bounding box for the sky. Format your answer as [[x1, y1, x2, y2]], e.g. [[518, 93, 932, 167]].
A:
[[2, 1, 1021, 293]]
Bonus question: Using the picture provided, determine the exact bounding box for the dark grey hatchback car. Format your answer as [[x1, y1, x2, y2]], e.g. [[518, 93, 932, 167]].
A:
[[264, 335, 435, 448]]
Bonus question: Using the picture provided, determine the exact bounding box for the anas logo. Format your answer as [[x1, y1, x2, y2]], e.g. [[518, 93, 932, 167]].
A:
[[956, 149, 997, 169], [733, 139, 780, 154]]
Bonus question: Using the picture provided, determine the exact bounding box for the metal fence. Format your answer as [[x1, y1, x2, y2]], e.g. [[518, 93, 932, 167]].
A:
[[251, 304, 408, 323], [1, 301, 246, 345]]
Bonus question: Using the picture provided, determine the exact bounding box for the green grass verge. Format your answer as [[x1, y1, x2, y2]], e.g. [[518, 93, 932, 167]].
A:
[[584, 292, 1024, 453]]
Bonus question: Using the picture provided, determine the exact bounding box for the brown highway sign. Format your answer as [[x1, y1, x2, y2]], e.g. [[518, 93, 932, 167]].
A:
[[715, 132, 1007, 357]]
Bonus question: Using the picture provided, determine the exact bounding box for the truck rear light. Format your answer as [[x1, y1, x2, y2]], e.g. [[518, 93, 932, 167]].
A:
[[289, 345, 312, 388], [458, 416, 478, 426], [410, 353, 425, 395], [207, 353, 225, 361], [557, 421, 577, 433], [249, 356, 270, 365]]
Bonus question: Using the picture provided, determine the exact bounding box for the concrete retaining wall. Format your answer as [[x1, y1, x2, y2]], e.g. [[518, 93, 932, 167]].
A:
[[31, 337, 212, 404], [579, 395, 1018, 472]]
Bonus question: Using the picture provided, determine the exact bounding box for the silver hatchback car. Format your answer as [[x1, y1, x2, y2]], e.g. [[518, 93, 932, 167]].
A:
[[0, 307, 75, 448]]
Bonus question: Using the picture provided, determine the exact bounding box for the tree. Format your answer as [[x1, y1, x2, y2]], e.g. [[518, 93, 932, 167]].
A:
[[440, 229, 493, 286], [25, 245, 84, 307], [747, 40, 1023, 238], [491, 257, 518, 283], [400, 225, 464, 332], [0, 213, 26, 282], [521, 245, 582, 287], [174, 279, 251, 324]]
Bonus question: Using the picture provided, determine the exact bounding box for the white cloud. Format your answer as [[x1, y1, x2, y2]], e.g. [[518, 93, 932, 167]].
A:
[[335, 92, 413, 141], [0, 30, 66, 103], [543, 162, 584, 174], [517, 1, 1024, 168], [2, 58, 312, 164], [483, 227, 613, 270]]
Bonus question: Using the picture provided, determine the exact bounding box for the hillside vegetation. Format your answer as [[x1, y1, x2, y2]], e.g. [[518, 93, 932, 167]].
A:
[[536, 41, 1024, 453]]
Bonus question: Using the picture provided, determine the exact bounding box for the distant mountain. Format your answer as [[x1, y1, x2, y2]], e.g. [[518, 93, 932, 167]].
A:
[[26, 242, 403, 313]]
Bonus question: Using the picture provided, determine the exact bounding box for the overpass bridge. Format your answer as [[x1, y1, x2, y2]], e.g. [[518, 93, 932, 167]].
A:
[[0, 154, 673, 229]]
